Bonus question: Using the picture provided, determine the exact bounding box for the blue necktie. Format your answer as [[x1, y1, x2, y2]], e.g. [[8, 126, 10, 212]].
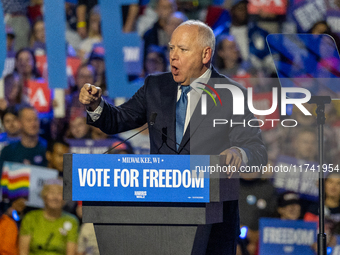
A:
[[176, 85, 191, 150]]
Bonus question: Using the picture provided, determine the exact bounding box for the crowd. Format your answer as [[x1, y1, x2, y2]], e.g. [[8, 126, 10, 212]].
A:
[[0, 0, 340, 254]]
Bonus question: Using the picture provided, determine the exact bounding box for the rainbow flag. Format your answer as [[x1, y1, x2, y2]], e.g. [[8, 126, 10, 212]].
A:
[[1, 162, 30, 200]]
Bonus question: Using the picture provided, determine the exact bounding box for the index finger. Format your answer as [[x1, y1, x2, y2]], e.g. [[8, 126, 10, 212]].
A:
[[84, 83, 92, 91]]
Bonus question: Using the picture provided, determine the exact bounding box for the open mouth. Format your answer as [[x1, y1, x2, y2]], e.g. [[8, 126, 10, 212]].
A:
[[171, 65, 179, 75]]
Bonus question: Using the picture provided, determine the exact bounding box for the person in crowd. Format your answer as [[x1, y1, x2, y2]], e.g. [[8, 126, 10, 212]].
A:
[[122, 3, 140, 33], [214, 0, 272, 73], [239, 171, 277, 255], [66, 111, 92, 140], [2, 73, 28, 109], [276, 192, 302, 220], [46, 139, 70, 178], [13, 48, 41, 98], [306, 172, 340, 226], [131, 44, 168, 86], [143, 45, 168, 76], [136, 0, 159, 36], [27, 0, 43, 24], [2, 0, 31, 51], [30, 19, 46, 57], [164, 11, 188, 40], [68, 63, 96, 113], [76, 0, 98, 39], [91, 126, 109, 140], [309, 20, 340, 50], [214, 34, 245, 77], [292, 127, 318, 162], [0, 106, 21, 151], [3, 25, 17, 77], [19, 179, 78, 255], [87, 43, 106, 94], [6, 25, 16, 58], [66, 1, 82, 51], [0, 106, 47, 177], [142, 0, 177, 61], [78, 5, 102, 62], [0, 209, 19, 255]]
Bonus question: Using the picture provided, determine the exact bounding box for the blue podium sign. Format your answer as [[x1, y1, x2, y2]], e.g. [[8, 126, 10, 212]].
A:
[[259, 218, 317, 255], [72, 154, 210, 202]]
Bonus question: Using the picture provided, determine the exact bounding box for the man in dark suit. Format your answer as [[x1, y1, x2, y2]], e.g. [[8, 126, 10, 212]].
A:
[[79, 20, 267, 255]]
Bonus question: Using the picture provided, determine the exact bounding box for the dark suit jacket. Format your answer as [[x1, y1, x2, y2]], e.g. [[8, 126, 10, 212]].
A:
[[87, 67, 267, 253], [88, 68, 266, 164]]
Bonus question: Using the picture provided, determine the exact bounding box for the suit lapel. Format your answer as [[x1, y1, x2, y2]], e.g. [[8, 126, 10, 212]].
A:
[[178, 68, 223, 153], [161, 77, 178, 151]]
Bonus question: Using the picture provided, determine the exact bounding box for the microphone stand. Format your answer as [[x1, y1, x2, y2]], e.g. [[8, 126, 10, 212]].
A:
[[308, 95, 331, 255], [103, 113, 157, 154]]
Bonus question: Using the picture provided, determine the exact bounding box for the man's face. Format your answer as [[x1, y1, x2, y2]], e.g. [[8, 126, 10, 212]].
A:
[[278, 204, 301, 220], [77, 66, 95, 90], [325, 176, 340, 199], [47, 143, 70, 172], [70, 117, 90, 139], [157, 0, 176, 21], [20, 108, 40, 137], [16, 51, 34, 76], [3, 113, 20, 136], [43, 185, 64, 210], [169, 25, 210, 85], [294, 131, 317, 160]]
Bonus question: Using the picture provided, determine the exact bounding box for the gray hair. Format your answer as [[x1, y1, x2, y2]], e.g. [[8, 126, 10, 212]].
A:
[[177, 20, 215, 56]]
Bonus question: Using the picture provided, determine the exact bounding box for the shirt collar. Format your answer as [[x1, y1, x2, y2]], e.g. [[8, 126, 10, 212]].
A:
[[190, 68, 212, 93], [178, 68, 212, 92]]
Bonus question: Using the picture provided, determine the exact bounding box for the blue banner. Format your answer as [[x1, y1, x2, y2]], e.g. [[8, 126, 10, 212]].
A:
[[0, 2, 6, 76], [99, 0, 143, 98], [259, 218, 317, 255], [72, 154, 210, 202], [44, 0, 67, 89]]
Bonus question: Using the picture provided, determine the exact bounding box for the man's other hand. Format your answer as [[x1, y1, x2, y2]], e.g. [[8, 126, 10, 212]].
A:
[[79, 83, 102, 111], [220, 148, 244, 178]]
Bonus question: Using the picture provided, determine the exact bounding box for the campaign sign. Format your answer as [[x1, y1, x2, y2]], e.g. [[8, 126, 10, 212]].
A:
[[248, 0, 287, 15], [273, 155, 318, 201], [1, 162, 58, 208], [72, 154, 210, 202], [35, 55, 82, 80], [259, 218, 317, 255], [26, 79, 51, 113], [66, 139, 122, 154]]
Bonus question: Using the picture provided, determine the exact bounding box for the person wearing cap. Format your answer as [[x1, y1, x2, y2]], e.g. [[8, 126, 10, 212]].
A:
[[88, 43, 106, 92], [19, 179, 79, 255], [277, 192, 302, 220]]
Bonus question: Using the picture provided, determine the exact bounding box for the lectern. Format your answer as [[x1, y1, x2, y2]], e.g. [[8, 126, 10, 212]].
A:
[[63, 154, 239, 255]]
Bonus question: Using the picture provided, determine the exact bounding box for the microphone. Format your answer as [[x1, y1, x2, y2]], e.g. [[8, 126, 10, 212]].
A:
[[149, 112, 157, 125], [154, 126, 190, 154], [103, 112, 157, 154]]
